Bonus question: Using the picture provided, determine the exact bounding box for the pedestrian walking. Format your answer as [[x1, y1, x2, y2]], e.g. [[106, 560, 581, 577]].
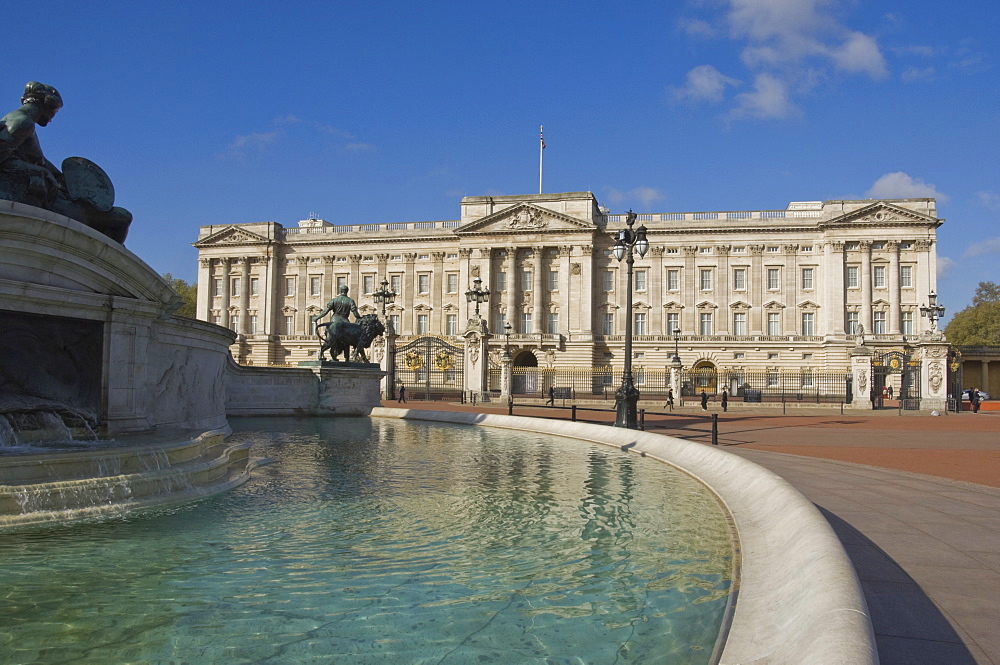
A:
[[970, 388, 981, 413], [398, 385, 406, 403], [721, 388, 728, 413], [700, 390, 708, 411], [664, 387, 674, 410], [546, 386, 555, 405]]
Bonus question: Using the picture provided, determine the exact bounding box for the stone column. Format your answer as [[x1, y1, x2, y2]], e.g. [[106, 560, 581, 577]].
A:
[[463, 321, 490, 401], [499, 351, 512, 401], [716, 245, 731, 334], [825, 242, 846, 335], [683, 246, 699, 334], [532, 246, 544, 333], [860, 241, 873, 333], [432, 251, 446, 333], [197, 257, 212, 321], [238, 257, 251, 335], [219, 258, 231, 328], [918, 338, 949, 411], [650, 246, 665, 333], [296, 256, 310, 335], [402, 253, 417, 334], [459, 248, 473, 325], [887, 240, 901, 334], [784, 244, 799, 333], [579, 245, 594, 340], [850, 345, 874, 409], [670, 356, 683, 407], [559, 245, 573, 336], [374, 325, 397, 400], [749, 245, 765, 334], [981, 360, 991, 393]]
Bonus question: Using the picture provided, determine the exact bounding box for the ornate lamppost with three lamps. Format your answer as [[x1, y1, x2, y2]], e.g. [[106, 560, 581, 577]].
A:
[[611, 210, 650, 428], [372, 278, 397, 398], [465, 276, 490, 324]]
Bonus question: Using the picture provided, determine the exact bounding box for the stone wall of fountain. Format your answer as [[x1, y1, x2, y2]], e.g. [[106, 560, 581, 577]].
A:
[[1, 201, 235, 439]]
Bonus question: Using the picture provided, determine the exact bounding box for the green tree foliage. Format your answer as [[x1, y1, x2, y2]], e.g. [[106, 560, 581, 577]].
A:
[[945, 281, 1000, 345], [163, 273, 198, 319]]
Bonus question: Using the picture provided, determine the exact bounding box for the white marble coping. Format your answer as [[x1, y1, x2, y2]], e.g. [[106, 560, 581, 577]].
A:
[[370, 407, 878, 665]]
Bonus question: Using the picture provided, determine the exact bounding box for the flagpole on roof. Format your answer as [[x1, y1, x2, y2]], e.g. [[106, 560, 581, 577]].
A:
[[539, 125, 545, 194]]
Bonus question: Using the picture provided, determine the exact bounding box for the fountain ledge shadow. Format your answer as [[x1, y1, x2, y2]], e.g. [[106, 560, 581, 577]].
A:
[[372, 406, 878, 665]]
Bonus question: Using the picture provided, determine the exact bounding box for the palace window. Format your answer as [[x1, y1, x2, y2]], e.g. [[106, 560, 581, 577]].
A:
[[633, 312, 647, 335], [700, 269, 712, 290], [417, 314, 429, 334], [873, 310, 887, 334], [901, 311, 914, 335], [547, 270, 559, 291], [767, 268, 780, 290], [733, 268, 746, 290], [846, 311, 859, 335], [801, 268, 814, 289], [547, 312, 559, 334], [846, 266, 859, 289], [284, 277, 295, 297], [873, 265, 886, 288], [250, 277, 259, 296], [667, 269, 680, 291], [900, 265, 913, 288], [446, 314, 458, 336], [634, 270, 647, 291], [495, 312, 507, 334], [231, 278, 241, 297], [362, 275, 374, 295], [801, 312, 815, 336], [249, 315, 258, 335], [521, 271, 533, 292], [337, 276, 348, 291], [495, 272, 507, 292], [418, 274, 429, 294], [447, 273, 458, 294], [520, 312, 532, 333], [666, 312, 679, 333], [603, 270, 614, 291], [767, 312, 781, 336], [602, 312, 614, 335], [230, 314, 239, 332], [284, 316, 294, 335], [768, 352, 779, 360], [212, 279, 221, 297], [733, 312, 747, 336], [699, 312, 713, 335], [311, 276, 322, 297], [734, 352, 745, 359], [390, 274, 402, 295], [389, 314, 400, 333]]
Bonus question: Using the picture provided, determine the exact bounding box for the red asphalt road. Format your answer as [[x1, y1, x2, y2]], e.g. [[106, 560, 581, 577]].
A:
[[383, 400, 1000, 488]]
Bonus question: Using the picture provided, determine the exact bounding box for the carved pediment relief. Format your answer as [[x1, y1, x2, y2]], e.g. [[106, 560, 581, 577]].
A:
[[194, 225, 271, 247], [821, 202, 939, 228], [696, 301, 718, 310], [763, 300, 785, 310], [281, 305, 297, 313], [662, 301, 685, 310], [798, 300, 821, 310], [456, 203, 596, 235], [729, 300, 752, 310]]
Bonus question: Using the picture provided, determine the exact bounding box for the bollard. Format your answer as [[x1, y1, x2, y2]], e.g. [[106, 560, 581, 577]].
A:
[[571, 405, 577, 422], [508, 398, 513, 416], [639, 409, 645, 431], [712, 413, 718, 445]]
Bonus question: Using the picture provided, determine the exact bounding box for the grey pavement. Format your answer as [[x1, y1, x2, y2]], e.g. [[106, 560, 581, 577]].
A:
[[728, 448, 1000, 665]]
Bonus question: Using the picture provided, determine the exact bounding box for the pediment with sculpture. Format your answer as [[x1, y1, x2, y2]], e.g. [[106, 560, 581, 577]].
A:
[[455, 203, 596, 236]]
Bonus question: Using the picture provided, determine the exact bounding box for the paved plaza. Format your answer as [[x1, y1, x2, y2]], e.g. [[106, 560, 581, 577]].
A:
[[385, 399, 999, 665]]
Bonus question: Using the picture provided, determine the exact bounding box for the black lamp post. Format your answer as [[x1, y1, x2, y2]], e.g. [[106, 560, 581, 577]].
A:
[[503, 321, 513, 359], [672, 327, 681, 362], [611, 210, 650, 428], [373, 278, 396, 325], [920, 291, 946, 331], [465, 276, 490, 321]]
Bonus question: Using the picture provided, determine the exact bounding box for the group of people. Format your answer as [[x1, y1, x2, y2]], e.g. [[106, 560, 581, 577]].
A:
[[662, 387, 729, 412]]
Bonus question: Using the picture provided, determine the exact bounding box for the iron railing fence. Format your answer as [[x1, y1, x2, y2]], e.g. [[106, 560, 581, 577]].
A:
[[488, 367, 850, 403]]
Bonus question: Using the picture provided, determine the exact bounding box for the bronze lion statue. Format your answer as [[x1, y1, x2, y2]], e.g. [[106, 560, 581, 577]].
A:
[[317, 313, 385, 363]]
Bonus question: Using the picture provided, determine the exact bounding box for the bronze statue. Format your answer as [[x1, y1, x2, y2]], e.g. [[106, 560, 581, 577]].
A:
[[312, 286, 384, 362], [0, 81, 132, 244]]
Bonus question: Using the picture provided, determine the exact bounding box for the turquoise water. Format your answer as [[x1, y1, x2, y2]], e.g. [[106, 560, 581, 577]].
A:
[[0, 417, 734, 664]]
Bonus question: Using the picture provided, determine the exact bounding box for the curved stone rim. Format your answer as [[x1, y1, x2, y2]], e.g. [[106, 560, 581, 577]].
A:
[[370, 407, 878, 665]]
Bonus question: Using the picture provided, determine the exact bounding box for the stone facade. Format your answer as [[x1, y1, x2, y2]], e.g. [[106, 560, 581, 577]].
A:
[[193, 191, 942, 377]]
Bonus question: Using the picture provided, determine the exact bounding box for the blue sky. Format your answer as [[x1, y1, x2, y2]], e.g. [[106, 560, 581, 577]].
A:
[[4, 0, 997, 322]]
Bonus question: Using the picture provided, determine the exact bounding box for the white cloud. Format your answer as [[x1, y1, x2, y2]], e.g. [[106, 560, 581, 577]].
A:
[[671, 65, 740, 103], [605, 187, 666, 209], [937, 256, 957, 279], [963, 237, 1000, 258], [901, 66, 936, 82], [679, 17, 717, 38], [865, 172, 948, 202], [732, 74, 799, 119], [674, 0, 888, 119], [228, 129, 283, 152], [977, 191, 1000, 211]]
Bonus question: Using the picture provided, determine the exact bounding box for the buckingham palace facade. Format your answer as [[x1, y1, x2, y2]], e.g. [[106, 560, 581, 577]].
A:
[[194, 191, 942, 384]]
